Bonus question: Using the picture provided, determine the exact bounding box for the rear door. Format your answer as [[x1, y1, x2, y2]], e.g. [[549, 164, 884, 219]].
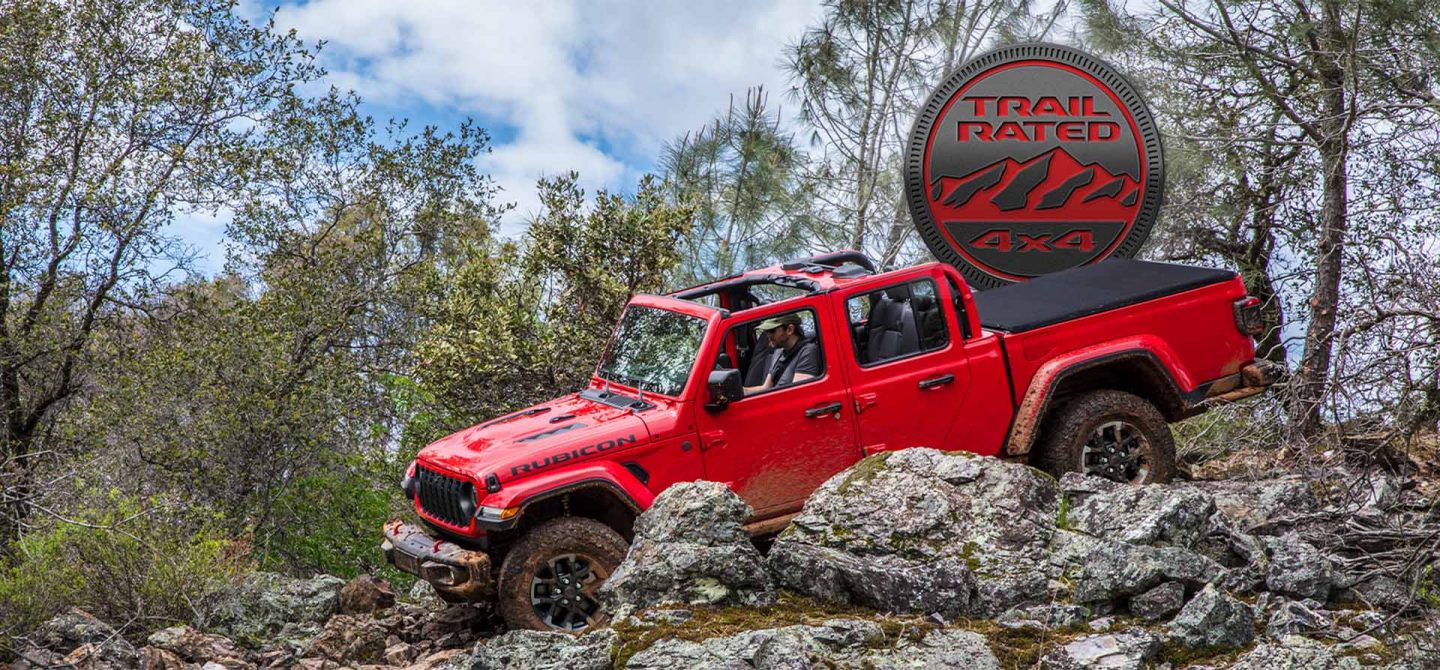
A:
[[840, 273, 971, 455], [695, 302, 861, 516]]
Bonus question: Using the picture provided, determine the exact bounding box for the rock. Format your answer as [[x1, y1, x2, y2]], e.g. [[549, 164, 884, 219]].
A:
[[302, 615, 387, 665], [419, 604, 488, 641], [406, 580, 446, 610], [1266, 598, 1334, 635], [1165, 583, 1255, 650], [146, 626, 250, 668], [1262, 533, 1339, 601], [1181, 479, 1319, 532], [384, 642, 420, 666], [1072, 541, 1223, 604], [600, 481, 775, 612], [769, 449, 1059, 616], [1342, 575, 1415, 613], [196, 572, 345, 647], [763, 544, 975, 618], [468, 628, 617, 670], [997, 604, 1090, 630], [622, 618, 999, 670], [1128, 581, 1185, 621], [339, 575, 397, 615], [1039, 630, 1160, 669], [1226, 635, 1372, 669], [19, 609, 138, 670], [1064, 476, 1216, 548], [139, 646, 190, 670]]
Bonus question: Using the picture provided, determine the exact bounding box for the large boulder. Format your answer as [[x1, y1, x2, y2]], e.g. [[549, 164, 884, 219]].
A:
[[469, 629, 617, 670], [622, 618, 999, 670], [1165, 583, 1255, 650], [1261, 533, 1340, 601], [1071, 541, 1223, 604], [1180, 479, 1319, 532], [768, 449, 1060, 616], [599, 481, 775, 612], [1227, 634, 1424, 670], [195, 572, 345, 647], [300, 614, 387, 665]]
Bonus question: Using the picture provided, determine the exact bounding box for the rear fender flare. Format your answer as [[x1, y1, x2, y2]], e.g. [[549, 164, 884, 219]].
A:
[[1003, 336, 1191, 457]]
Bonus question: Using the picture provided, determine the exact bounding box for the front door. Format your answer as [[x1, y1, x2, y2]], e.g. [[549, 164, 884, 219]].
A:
[[695, 303, 860, 516], [841, 275, 971, 454]]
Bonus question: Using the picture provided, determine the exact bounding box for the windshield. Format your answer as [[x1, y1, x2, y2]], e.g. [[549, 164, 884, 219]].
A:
[[596, 306, 708, 397]]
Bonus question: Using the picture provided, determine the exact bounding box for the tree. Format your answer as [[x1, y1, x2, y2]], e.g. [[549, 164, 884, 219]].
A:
[[0, 0, 317, 544], [784, 0, 1049, 269], [661, 88, 816, 285], [1083, 0, 1440, 438]]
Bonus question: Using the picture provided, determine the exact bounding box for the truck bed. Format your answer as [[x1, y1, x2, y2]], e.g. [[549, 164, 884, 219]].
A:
[[973, 259, 1238, 334]]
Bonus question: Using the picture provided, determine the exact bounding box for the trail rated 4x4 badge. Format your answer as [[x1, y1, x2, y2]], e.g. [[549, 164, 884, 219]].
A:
[[905, 43, 1164, 289]]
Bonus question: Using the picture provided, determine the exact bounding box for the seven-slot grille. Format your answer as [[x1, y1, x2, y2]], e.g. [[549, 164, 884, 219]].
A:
[[415, 465, 475, 528]]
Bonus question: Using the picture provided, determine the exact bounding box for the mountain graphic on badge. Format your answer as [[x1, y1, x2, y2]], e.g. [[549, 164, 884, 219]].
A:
[[905, 43, 1165, 289]]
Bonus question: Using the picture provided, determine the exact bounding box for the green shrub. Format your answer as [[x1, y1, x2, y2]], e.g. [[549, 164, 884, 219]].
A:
[[0, 493, 245, 641]]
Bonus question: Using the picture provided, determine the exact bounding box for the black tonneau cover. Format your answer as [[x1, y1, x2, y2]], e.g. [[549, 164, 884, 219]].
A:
[[972, 258, 1237, 333]]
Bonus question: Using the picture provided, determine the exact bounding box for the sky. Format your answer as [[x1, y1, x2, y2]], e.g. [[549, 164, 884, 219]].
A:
[[177, 0, 824, 274]]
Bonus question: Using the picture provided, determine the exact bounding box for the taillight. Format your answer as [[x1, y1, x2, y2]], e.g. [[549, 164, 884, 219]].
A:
[[1233, 297, 1264, 337]]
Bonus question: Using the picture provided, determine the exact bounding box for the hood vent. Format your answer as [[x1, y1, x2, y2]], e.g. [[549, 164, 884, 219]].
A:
[[517, 422, 587, 443]]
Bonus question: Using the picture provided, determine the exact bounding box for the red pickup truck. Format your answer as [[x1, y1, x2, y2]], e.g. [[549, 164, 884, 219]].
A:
[[383, 250, 1277, 632]]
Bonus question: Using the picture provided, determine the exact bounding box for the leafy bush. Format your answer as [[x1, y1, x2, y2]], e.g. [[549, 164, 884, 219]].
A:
[[0, 493, 246, 640]]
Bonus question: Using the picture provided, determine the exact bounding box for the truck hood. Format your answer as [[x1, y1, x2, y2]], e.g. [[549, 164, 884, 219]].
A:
[[416, 392, 653, 484]]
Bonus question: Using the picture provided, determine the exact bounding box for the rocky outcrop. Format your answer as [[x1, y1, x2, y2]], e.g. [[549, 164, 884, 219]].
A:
[[469, 629, 618, 670], [8, 609, 139, 670], [339, 574, 397, 615], [599, 481, 775, 612], [1039, 630, 1160, 669], [622, 618, 1000, 670], [195, 573, 346, 647], [768, 449, 1059, 617]]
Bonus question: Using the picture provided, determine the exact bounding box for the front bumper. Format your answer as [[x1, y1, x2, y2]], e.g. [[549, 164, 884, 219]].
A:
[[381, 520, 494, 601]]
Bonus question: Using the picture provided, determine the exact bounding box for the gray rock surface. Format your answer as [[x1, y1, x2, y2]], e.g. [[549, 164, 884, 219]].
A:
[[10, 609, 139, 670], [469, 628, 617, 670], [1129, 581, 1185, 621], [1072, 541, 1222, 604], [1262, 533, 1339, 601], [1063, 475, 1217, 548], [195, 572, 346, 647], [997, 604, 1091, 630], [1166, 583, 1255, 650], [621, 618, 1000, 670], [600, 481, 775, 612], [768, 449, 1059, 616], [1039, 630, 1160, 669]]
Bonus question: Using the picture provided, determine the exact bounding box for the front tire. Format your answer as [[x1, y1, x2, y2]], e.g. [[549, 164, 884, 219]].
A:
[[1033, 389, 1176, 484], [497, 517, 629, 632]]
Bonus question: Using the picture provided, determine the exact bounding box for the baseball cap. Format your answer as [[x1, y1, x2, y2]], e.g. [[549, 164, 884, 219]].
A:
[[756, 313, 802, 332]]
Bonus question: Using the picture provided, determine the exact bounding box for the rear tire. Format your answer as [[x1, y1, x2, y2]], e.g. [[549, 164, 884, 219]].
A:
[[497, 517, 629, 632], [1033, 389, 1176, 484]]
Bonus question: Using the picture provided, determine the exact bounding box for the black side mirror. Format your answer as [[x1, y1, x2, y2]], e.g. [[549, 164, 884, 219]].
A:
[[704, 369, 743, 412]]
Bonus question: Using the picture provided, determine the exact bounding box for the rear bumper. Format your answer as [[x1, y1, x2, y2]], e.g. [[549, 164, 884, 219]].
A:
[[1201, 360, 1284, 404], [381, 520, 494, 601]]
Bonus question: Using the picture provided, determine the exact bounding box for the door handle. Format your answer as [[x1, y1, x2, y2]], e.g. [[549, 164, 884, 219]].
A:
[[804, 402, 843, 418], [918, 373, 955, 390]]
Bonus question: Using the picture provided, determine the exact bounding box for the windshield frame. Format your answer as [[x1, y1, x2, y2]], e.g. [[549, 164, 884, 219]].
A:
[[593, 295, 720, 400]]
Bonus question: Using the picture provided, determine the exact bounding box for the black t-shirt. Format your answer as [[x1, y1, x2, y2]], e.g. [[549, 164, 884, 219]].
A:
[[769, 338, 820, 386]]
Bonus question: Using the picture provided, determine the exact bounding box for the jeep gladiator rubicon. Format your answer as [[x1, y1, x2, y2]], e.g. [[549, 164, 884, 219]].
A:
[[383, 250, 1279, 631]]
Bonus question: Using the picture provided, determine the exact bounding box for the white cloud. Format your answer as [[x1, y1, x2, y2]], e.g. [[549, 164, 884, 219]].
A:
[[271, 0, 821, 235]]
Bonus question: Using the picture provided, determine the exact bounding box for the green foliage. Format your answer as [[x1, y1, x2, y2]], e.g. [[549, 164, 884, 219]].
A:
[[0, 493, 245, 641]]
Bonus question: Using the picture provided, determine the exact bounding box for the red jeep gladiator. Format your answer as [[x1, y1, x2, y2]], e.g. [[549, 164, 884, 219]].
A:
[[383, 250, 1278, 631]]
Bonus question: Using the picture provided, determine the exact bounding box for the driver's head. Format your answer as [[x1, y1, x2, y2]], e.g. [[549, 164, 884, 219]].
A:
[[757, 313, 803, 348]]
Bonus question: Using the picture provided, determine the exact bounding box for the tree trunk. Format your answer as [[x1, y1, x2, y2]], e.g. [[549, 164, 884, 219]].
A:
[[1288, 3, 1350, 439]]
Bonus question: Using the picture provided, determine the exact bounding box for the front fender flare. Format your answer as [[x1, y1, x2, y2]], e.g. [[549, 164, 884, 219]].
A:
[[475, 461, 654, 531]]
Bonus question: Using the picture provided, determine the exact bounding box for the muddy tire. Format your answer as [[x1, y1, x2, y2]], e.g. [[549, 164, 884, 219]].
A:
[[1033, 389, 1176, 485], [497, 517, 629, 632]]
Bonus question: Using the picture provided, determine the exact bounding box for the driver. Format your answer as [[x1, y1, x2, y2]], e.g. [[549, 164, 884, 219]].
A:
[[744, 313, 820, 394]]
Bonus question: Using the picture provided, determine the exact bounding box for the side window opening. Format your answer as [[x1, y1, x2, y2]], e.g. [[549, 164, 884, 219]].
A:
[[712, 308, 825, 396], [847, 278, 950, 366]]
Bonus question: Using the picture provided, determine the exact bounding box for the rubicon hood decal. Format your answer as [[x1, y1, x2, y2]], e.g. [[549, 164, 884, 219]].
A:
[[906, 43, 1164, 289], [509, 433, 639, 477]]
